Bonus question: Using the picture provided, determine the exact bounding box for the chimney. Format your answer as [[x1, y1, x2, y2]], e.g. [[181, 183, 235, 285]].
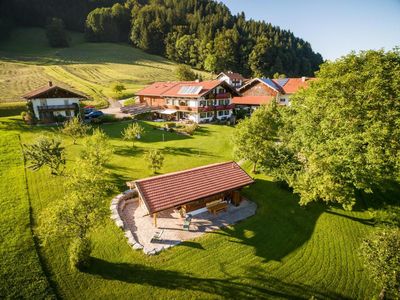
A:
[[301, 76, 307, 82], [48, 81, 53, 87]]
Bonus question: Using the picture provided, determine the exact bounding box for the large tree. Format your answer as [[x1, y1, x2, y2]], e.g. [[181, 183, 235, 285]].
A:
[[232, 102, 282, 173], [265, 49, 400, 209]]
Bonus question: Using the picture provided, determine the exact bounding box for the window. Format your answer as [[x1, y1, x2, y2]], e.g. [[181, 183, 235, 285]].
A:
[[207, 112, 214, 118], [225, 99, 230, 105], [64, 99, 69, 105], [224, 110, 230, 116], [280, 98, 286, 103], [65, 110, 71, 117], [200, 112, 207, 118], [218, 111, 224, 116], [200, 100, 206, 106]]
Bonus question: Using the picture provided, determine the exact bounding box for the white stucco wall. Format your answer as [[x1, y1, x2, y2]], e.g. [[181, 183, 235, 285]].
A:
[[31, 98, 80, 119]]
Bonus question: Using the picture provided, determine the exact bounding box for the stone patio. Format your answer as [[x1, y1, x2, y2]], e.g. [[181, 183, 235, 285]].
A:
[[119, 198, 257, 255]]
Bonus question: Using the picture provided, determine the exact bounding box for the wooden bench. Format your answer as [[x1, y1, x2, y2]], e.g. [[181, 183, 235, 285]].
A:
[[207, 201, 228, 215]]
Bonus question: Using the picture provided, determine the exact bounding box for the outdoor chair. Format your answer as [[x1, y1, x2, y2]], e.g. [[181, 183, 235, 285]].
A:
[[150, 229, 164, 243]]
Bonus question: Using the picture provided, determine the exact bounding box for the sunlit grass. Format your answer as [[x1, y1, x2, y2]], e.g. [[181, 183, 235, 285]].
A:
[[0, 116, 379, 299]]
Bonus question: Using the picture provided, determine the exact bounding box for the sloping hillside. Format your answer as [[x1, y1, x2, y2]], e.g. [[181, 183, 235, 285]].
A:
[[0, 28, 208, 107]]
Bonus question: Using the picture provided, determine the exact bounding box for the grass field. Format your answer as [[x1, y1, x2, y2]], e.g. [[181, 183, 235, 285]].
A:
[[0, 28, 209, 107], [0, 132, 54, 299], [0, 115, 381, 299]]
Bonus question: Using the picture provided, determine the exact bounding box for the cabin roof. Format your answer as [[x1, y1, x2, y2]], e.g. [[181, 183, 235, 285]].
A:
[[134, 161, 254, 214]]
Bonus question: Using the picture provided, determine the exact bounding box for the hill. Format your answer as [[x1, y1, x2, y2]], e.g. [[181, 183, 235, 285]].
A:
[[0, 27, 208, 109]]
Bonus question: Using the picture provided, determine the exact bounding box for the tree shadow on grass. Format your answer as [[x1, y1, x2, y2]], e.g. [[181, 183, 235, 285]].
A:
[[324, 210, 375, 226], [162, 146, 215, 157], [113, 146, 145, 157], [85, 258, 345, 299], [211, 179, 325, 263]]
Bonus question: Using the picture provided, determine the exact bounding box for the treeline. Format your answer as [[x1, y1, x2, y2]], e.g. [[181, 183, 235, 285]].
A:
[[0, 0, 323, 77], [0, 0, 121, 31], [85, 0, 323, 77]]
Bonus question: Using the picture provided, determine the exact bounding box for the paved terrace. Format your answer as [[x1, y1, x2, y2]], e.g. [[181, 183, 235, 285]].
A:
[[120, 198, 257, 254]]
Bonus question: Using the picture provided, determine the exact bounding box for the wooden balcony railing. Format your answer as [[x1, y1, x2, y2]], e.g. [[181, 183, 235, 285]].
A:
[[38, 104, 77, 111]]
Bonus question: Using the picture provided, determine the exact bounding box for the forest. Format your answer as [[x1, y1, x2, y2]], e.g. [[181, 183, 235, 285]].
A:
[[0, 0, 323, 77]]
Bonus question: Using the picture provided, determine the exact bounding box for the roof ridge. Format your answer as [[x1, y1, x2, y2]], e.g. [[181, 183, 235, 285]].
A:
[[135, 161, 239, 183]]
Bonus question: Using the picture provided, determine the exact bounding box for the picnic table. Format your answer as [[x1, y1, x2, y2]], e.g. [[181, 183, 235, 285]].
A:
[[206, 200, 228, 215]]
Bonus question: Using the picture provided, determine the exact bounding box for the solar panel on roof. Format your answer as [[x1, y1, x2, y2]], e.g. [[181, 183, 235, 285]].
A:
[[276, 78, 289, 87], [178, 85, 203, 95], [260, 78, 281, 90]]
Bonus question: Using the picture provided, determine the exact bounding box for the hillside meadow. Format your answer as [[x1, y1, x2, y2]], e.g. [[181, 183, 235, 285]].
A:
[[0, 27, 209, 111], [0, 115, 382, 299]]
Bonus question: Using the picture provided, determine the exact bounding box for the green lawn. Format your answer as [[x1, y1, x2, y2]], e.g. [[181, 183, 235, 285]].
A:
[[0, 132, 54, 298], [0, 28, 209, 107], [0, 116, 380, 299]]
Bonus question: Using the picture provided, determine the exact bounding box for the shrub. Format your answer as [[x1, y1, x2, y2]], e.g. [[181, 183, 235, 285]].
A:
[[69, 238, 92, 271], [181, 123, 199, 135], [122, 98, 136, 106]]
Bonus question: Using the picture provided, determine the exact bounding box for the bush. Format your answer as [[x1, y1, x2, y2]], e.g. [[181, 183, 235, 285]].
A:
[[178, 123, 199, 135], [175, 64, 196, 81], [122, 98, 136, 107], [69, 238, 92, 270]]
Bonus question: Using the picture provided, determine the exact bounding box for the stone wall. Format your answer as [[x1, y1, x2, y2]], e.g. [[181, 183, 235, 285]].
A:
[[110, 188, 144, 250]]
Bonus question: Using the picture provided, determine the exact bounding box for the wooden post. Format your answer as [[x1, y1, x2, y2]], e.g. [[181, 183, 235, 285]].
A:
[[153, 213, 158, 228]]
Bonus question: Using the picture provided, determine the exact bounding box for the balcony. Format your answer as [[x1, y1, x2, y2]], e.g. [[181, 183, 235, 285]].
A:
[[215, 93, 231, 99], [38, 104, 77, 111], [198, 105, 234, 112], [163, 105, 197, 112]]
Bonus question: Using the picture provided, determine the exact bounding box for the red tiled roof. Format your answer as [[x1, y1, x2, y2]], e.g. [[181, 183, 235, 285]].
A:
[[136, 80, 239, 98], [135, 82, 179, 97], [232, 96, 274, 105], [22, 84, 86, 99], [135, 161, 254, 214], [272, 78, 316, 94]]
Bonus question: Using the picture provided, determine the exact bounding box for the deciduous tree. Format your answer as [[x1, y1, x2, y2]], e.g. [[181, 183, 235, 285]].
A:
[[266, 49, 400, 209], [144, 149, 164, 174], [360, 228, 400, 299], [61, 116, 89, 145], [175, 64, 197, 81], [80, 128, 113, 167], [232, 102, 281, 173], [24, 135, 66, 175], [122, 122, 144, 147]]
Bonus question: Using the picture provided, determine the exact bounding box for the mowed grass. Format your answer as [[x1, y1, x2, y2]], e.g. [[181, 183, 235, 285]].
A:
[[0, 132, 54, 299], [0, 28, 209, 106], [0, 116, 379, 299]]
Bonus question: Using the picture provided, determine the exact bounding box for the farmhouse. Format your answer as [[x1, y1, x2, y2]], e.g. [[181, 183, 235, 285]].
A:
[[22, 81, 86, 122], [232, 77, 315, 110], [128, 161, 254, 227], [135, 80, 239, 123], [216, 71, 247, 88]]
